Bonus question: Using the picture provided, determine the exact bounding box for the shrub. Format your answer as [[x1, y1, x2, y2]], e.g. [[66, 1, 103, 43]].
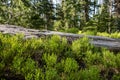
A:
[[112, 74, 120, 80], [79, 66, 101, 80], [44, 35, 67, 55], [34, 69, 44, 80], [85, 51, 102, 67], [45, 68, 58, 80], [0, 34, 119, 80], [115, 54, 120, 68], [42, 53, 57, 67], [102, 50, 117, 68], [65, 28, 79, 33], [12, 56, 37, 80], [72, 37, 93, 58], [63, 58, 79, 73], [110, 32, 120, 38]]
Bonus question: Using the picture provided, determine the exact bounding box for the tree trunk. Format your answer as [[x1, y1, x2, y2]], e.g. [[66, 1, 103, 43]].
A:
[[84, 0, 89, 22], [114, 0, 120, 30], [114, 0, 120, 18]]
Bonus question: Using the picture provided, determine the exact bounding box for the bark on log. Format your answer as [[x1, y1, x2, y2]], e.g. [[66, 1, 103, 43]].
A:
[[0, 24, 120, 52]]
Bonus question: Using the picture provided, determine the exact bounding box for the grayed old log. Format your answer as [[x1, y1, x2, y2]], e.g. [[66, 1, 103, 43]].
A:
[[0, 24, 120, 52]]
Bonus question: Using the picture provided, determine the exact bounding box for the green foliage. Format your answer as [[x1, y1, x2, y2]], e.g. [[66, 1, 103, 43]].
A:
[[112, 74, 120, 80], [65, 28, 79, 33], [97, 32, 110, 37], [102, 50, 116, 68], [63, 58, 79, 73], [0, 0, 119, 33], [0, 0, 54, 29], [0, 0, 120, 79], [116, 54, 120, 67], [53, 20, 63, 31], [44, 35, 67, 54], [85, 51, 102, 66], [0, 34, 120, 80], [34, 69, 44, 80], [12, 55, 24, 73], [97, 32, 120, 38], [78, 31, 120, 39], [79, 66, 100, 80], [12, 55, 37, 80], [0, 61, 5, 73], [72, 37, 93, 58], [43, 53, 57, 67], [45, 68, 58, 80]]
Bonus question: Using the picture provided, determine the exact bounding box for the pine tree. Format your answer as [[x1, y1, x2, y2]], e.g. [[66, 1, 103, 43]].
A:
[[84, 0, 90, 22], [0, 0, 31, 27], [29, 0, 54, 29], [114, 0, 120, 30]]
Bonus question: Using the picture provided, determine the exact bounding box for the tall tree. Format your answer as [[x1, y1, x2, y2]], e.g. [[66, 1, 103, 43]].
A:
[[114, 0, 120, 30], [0, 0, 31, 27], [29, 0, 54, 29], [84, 0, 90, 22], [0, 0, 120, 32]]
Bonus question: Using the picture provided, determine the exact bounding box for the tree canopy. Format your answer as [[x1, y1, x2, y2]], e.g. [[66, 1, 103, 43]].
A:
[[0, 0, 120, 32]]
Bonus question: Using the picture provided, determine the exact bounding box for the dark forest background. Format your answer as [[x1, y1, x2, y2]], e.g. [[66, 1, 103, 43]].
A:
[[0, 0, 120, 33]]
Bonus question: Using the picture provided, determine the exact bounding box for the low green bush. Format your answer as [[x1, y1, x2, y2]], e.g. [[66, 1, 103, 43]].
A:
[[0, 33, 120, 80], [78, 30, 120, 39], [79, 66, 101, 80], [65, 28, 79, 34]]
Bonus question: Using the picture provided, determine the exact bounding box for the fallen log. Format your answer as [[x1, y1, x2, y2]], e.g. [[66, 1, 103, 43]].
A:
[[0, 24, 120, 52]]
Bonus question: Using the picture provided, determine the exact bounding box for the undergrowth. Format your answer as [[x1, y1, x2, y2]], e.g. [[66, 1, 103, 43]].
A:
[[0, 33, 120, 80]]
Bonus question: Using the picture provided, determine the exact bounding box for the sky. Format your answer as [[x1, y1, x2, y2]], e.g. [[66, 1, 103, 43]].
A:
[[53, 0, 103, 4], [53, 0, 60, 4]]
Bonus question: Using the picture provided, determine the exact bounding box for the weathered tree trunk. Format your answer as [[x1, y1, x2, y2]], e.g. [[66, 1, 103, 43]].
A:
[[114, 0, 120, 18], [114, 0, 120, 30], [84, 0, 89, 22], [0, 24, 120, 52]]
